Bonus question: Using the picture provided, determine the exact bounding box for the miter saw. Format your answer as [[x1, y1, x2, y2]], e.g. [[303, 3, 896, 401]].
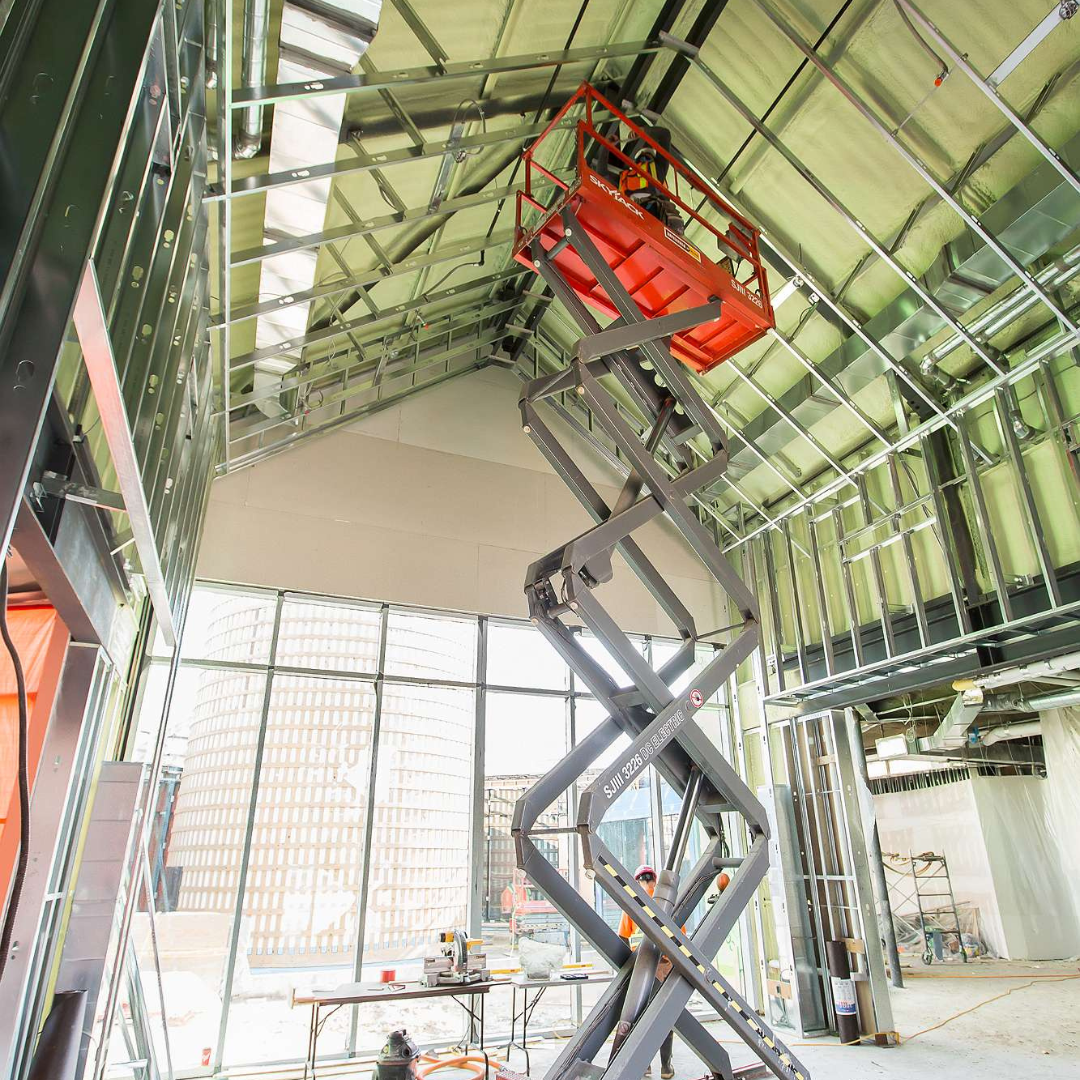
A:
[[420, 929, 489, 987]]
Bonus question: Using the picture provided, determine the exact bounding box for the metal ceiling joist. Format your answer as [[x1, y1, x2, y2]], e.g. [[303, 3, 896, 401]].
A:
[[716, 181, 1080, 493], [988, 0, 1078, 86], [386, 0, 449, 71], [647, 0, 729, 113], [894, 0, 1080, 197], [215, 231, 514, 325], [752, 0, 1079, 338], [675, 42, 1010, 380], [667, 117, 963, 435], [209, 111, 584, 200], [231, 39, 662, 108], [230, 267, 525, 371], [230, 295, 525, 407], [231, 183, 530, 265], [232, 327, 503, 440], [228, 348, 493, 471]]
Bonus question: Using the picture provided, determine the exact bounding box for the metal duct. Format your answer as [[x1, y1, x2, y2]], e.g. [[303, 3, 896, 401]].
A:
[[252, 0, 381, 417], [921, 244, 1080, 370], [726, 130, 1080, 471], [918, 689, 985, 753], [920, 681, 1078, 756], [979, 685, 1080, 713], [236, 0, 272, 158]]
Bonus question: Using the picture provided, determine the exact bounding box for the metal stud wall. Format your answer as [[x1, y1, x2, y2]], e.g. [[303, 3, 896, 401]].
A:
[[0, 0, 216, 1074]]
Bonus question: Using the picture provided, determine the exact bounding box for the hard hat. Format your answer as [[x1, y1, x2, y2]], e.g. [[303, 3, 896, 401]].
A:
[[634, 864, 657, 880], [717, 872, 731, 891]]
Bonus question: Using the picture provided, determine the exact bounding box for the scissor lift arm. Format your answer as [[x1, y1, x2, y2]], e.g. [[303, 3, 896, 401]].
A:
[[509, 93, 811, 1080]]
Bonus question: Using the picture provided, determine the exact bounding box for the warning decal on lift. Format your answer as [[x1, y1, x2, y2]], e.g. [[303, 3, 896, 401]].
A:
[[689, 688, 704, 709], [665, 227, 702, 263]]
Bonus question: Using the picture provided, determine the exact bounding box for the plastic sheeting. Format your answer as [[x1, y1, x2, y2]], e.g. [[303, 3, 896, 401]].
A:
[[970, 774, 1079, 960], [1041, 706, 1080, 953], [875, 763, 1080, 960]]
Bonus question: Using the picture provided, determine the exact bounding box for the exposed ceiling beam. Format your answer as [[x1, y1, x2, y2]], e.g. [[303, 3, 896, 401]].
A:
[[229, 267, 526, 372], [216, 231, 514, 326], [647, 0, 729, 113], [231, 183, 535, 266], [230, 295, 527, 407], [227, 351, 495, 472], [230, 329, 502, 441], [208, 115, 578, 200], [231, 40, 663, 108]]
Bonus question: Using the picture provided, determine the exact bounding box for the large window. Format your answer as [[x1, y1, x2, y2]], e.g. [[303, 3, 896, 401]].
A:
[[132, 584, 742, 1074]]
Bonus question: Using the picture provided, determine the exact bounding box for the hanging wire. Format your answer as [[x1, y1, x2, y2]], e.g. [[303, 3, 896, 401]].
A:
[[892, 0, 949, 85], [450, 99, 487, 160]]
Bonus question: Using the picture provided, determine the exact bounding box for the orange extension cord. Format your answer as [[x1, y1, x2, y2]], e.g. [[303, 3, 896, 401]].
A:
[[709, 970, 1080, 1048], [417, 1052, 506, 1079]]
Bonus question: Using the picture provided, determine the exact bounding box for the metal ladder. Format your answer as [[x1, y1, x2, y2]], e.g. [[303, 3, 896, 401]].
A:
[[511, 211, 810, 1080], [909, 852, 968, 964], [882, 851, 969, 964]]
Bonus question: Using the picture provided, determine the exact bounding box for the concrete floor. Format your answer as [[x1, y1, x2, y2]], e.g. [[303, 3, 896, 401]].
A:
[[248, 959, 1080, 1080], [514, 960, 1080, 1080]]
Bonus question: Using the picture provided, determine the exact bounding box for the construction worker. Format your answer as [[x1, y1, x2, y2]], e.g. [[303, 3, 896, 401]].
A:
[[618, 865, 676, 1079], [615, 127, 685, 234]]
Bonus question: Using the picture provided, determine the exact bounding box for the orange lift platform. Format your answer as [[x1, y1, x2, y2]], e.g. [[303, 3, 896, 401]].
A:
[[513, 82, 774, 376]]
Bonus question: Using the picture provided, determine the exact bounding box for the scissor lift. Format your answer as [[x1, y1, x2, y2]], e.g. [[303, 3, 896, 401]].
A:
[[510, 86, 809, 1080]]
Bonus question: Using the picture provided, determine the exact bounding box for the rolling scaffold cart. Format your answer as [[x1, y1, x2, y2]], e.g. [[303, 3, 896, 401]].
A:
[[509, 84, 809, 1080]]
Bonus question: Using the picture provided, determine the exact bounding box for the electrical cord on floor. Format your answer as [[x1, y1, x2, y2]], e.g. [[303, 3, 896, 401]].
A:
[[692, 971, 1080, 1049], [0, 556, 30, 984], [904, 972, 1080, 1041]]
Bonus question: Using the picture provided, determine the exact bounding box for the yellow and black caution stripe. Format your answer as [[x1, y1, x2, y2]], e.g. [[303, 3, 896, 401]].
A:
[[596, 852, 809, 1080]]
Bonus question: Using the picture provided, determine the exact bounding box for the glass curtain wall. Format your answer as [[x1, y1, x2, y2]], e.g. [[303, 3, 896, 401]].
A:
[[130, 582, 743, 1075]]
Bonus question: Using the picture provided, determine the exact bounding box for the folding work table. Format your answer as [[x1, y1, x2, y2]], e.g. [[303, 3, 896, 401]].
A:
[[291, 979, 495, 1080], [504, 971, 614, 1073]]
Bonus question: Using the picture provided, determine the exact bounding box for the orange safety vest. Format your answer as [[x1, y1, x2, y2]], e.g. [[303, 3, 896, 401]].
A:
[[618, 883, 685, 947], [619, 156, 659, 197]]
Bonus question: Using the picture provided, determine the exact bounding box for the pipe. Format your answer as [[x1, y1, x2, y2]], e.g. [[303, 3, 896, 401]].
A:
[[973, 720, 1042, 747], [307, 139, 524, 333], [954, 650, 1080, 692], [206, 0, 219, 89], [235, 0, 271, 159]]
